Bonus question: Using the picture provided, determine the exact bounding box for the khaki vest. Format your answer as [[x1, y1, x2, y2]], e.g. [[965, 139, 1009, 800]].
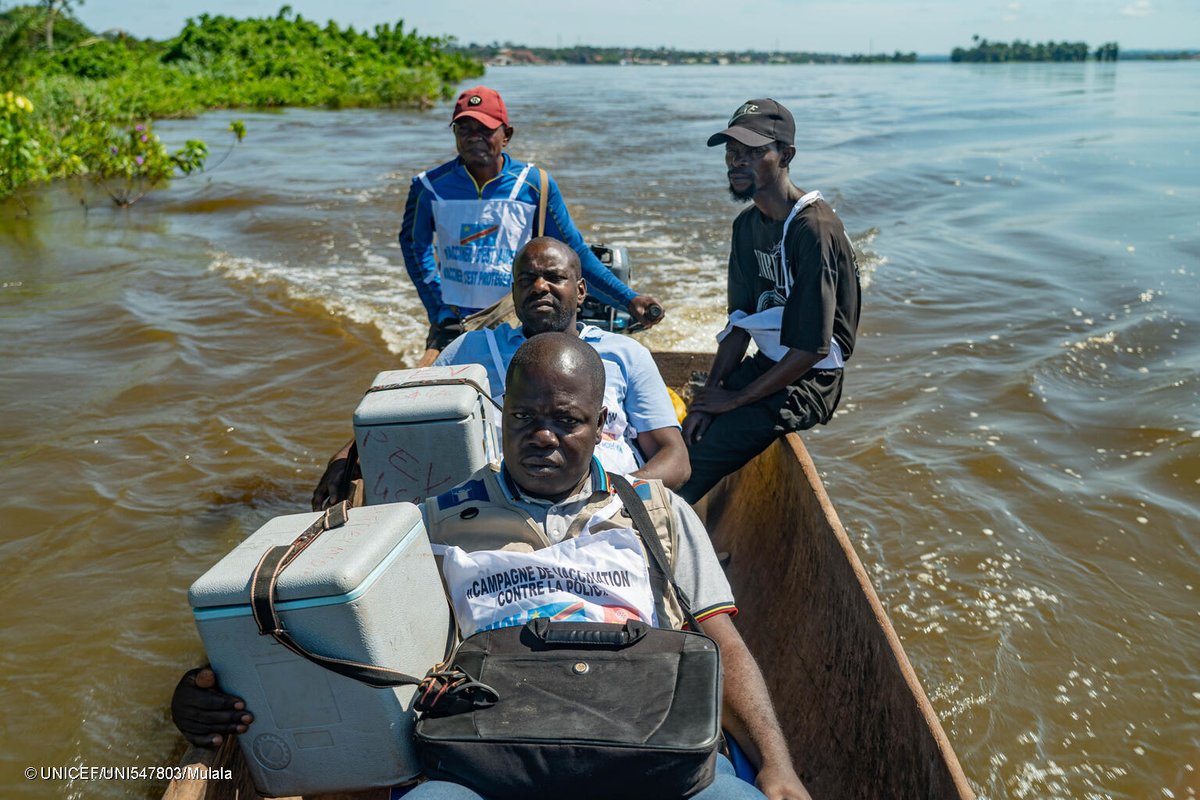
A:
[[424, 463, 689, 630]]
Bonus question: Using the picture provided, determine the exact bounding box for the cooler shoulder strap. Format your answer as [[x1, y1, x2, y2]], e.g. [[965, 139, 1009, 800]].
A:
[[249, 501, 424, 688]]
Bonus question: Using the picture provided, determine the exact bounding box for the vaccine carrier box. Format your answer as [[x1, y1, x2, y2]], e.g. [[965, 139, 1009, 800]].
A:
[[354, 364, 498, 506], [189, 502, 451, 797]]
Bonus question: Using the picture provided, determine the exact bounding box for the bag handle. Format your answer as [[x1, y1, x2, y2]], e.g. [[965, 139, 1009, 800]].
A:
[[528, 618, 649, 648], [250, 502, 425, 689], [607, 474, 703, 632]]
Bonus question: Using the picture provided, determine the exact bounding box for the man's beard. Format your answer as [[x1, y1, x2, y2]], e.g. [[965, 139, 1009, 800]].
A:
[[522, 305, 573, 336], [727, 176, 756, 202]]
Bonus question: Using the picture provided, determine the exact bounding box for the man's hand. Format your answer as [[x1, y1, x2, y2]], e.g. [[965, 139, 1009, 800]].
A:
[[426, 317, 465, 351], [689, 386, 742, 416], [755, 763, 813, 800], [311, 439, 354, 511], [171, 667, 252, 749], [627, 295, 665, 328], [681, 410, 713, 445]]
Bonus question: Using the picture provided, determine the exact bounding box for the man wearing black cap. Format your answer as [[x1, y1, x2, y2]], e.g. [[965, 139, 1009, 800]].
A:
[[678, 99, 861, 504], [401, 85, 664, 352]]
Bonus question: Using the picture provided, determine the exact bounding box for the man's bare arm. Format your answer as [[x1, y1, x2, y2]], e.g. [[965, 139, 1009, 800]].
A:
[[631, 427, 691, 490], [682, 329, 753, 444], [705, 327, 752, 389], [690, 347, 821, 418], [700, 613, 813, 800]]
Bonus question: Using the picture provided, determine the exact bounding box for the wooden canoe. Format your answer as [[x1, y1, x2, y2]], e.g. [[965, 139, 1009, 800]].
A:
[[163, 350, 975, 800]]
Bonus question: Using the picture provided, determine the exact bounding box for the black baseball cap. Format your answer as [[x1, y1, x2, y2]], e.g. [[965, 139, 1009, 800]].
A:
[[707, 99, 795, 148]]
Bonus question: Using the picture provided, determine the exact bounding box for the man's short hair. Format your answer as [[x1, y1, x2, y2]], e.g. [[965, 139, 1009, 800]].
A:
[[507, 332, 605, 408], [514, 237, 582, 279]]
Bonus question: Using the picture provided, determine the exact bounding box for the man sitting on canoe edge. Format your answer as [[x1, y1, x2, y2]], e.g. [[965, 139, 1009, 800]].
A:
[[311, 237, 690, 507], [172, 333, 812, 800], [677, 99, 861, 504]]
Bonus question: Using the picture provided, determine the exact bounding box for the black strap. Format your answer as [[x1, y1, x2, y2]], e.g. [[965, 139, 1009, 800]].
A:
[[607, 473, 703, 632], [334, 440, 359, 508], [249, 501, 424, 689]]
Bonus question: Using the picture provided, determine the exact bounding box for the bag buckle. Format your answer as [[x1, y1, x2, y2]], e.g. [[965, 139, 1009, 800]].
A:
[[415, 666, 498, 717]]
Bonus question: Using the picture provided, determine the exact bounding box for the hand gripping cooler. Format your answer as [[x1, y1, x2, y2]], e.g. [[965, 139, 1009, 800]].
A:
[[353, 364, 498, 506], [189, 502, 452, 797]]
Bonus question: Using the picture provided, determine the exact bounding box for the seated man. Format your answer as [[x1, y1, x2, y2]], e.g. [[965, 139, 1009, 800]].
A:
[[173, 334, 811, 800], [679, 98, 861, 504], [435, 237, 688, 486], [311, 237, 688, 508]]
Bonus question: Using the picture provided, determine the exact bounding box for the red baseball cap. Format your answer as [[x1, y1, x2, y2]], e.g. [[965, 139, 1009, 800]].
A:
[[450, 86, 508, 129]]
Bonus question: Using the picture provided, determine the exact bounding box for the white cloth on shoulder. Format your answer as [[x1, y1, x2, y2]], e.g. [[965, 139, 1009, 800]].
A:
[[717, 189, 844, 370], [717, 307, 844, 369]]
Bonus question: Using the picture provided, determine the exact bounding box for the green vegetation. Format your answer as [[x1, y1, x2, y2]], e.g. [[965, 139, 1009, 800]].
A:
[[951, 36, 1119, 62], [1136, 49, 1200, 60], [0, 4, 482, 204], [454, 43, 917, 65]]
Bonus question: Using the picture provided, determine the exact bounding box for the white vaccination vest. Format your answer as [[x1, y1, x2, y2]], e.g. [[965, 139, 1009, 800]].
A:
[[440, 527, 658, 638], [717, 190, 844, 370], [419, 163, 537, 310]]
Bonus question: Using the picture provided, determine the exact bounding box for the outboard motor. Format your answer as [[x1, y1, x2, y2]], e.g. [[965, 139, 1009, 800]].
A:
[[579, 244, 636, 332]]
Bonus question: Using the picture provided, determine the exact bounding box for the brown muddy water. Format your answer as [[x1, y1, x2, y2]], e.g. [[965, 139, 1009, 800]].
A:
[[1, 64, 1197, 799]]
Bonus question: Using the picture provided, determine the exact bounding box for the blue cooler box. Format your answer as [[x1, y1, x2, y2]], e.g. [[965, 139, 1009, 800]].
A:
[[189, 502, 451, 797], [354, 364, 497, 506]]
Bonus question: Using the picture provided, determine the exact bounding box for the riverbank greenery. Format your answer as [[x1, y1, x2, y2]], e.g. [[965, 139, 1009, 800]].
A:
[[0, 4, 483, 203], [951, 36, 1119, 62]]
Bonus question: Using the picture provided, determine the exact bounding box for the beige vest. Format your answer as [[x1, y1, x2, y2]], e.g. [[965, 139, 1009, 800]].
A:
[[424, 463, 689, 630]]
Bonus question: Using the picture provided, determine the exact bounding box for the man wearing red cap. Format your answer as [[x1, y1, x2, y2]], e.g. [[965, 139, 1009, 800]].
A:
[[401, 86, 664, 351], [678, 99, 861, 504]]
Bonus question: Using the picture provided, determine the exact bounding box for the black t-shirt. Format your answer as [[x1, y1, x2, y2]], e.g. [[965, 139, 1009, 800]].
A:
[[727, 195, 860, 363]]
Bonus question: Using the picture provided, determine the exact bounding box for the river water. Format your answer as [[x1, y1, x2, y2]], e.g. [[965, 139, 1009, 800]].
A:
[[1, 63, 1196, 799]]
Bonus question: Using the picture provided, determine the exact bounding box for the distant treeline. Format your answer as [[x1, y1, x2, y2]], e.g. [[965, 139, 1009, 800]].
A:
[[1, 4, 482, 203], [951, 36, 1119, 62], [1136, 49, 1200, 60], [453, 43, 917, 65]]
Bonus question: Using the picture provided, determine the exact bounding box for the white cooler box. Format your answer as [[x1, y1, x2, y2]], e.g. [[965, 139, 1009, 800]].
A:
[[189, 502, 451, 797], [354, 364, 498, 506]]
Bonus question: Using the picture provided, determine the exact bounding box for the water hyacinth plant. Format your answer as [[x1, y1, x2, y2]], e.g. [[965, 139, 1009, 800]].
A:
[[0, 4, 479, 205], [91, 120, 217, 206]]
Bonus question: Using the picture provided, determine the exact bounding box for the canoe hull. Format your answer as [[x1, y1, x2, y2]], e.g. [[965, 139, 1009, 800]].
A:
[[704, 434, 973, 799]]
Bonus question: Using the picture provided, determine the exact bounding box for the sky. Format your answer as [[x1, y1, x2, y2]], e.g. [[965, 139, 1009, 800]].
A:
[[60, 0, 1199, 54]]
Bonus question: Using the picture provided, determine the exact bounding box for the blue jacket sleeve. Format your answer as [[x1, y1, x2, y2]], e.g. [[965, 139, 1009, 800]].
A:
[[540, 172, 637, 310], [399, 176, 450, 324]]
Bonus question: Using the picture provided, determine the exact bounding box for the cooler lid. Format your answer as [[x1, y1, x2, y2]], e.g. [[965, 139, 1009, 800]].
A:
[[353, 364, 492, 426], [188, 502, 425, 609]]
